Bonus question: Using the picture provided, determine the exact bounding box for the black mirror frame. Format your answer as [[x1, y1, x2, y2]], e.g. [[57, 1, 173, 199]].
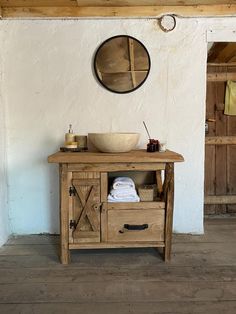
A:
[[93, 35, 151, 94]]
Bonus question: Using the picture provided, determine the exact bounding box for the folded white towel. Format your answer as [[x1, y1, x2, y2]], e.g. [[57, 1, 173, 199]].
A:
[[108, 195, 140, 202], [108, 177, 140, 202], [108, 188, 140, 202], [112, 177, 135, 190], [109, 188, 138, 198]]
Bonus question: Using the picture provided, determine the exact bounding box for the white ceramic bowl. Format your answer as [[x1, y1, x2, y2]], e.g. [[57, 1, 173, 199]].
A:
[[88, 132, 140, 153]]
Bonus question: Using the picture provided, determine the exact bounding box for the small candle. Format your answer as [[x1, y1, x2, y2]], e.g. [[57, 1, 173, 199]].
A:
[[159, 142, 167, 152], [75, 135, 87, 149]]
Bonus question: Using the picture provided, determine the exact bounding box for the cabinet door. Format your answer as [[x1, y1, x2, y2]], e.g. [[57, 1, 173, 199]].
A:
[[70, 172, 101, 243]]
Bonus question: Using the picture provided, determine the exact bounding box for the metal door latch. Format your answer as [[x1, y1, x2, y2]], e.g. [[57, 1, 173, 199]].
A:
[[205, 118, 216, 134], [69, 220, 76, 229], [69, 186, 76, 196]]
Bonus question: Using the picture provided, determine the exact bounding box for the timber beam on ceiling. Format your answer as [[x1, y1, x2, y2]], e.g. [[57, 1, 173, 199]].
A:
[[1, 4, 236, 18]]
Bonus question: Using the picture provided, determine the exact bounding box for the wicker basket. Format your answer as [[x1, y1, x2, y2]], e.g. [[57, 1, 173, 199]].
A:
[[138, 185, 155, 202]]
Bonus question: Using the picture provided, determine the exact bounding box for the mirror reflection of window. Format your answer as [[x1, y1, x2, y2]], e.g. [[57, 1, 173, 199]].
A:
[[94, 35, 151, 94]]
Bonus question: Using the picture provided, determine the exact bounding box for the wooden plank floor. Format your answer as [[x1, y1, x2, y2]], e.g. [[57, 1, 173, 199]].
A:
[[0, 218, 236, 314]]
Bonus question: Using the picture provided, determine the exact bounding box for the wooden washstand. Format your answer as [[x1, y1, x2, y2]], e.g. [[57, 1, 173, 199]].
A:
[[48, 149, 184, 264]]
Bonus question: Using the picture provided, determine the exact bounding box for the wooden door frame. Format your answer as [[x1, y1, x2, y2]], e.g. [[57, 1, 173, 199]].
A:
[[205, 30, 236, 216]]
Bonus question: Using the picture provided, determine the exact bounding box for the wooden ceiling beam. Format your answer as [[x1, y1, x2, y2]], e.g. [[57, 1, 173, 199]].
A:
[[76, 0, 236, 4], [208, 43, 229, 62], [219, 43, 236, 62], [2, 0, 236, 6], [208, 43, 236, 63], [228, 55, 236, 62], [0, 0, 78, 6], [208, 62, 236, 65], [2, 4, 236, 18]]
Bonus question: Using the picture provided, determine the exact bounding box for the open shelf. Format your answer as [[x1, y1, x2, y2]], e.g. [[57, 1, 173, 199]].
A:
[[107, 170, 163, 202]]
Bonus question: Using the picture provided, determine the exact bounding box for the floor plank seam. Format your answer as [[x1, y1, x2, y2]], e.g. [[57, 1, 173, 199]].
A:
[[1, 300, 236, 305]]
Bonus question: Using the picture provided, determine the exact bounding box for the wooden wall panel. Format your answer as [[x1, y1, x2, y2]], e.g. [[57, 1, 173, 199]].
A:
[[215, 99, 227, 195], [228, 116, 236, 136], [206, 81, 216, 136], [205, 81, 216, 214], [227, 145, 236, 213], [204, 145, 216, 196], [215, 146, 227, 214], [214, 81, 225, 111], [215, 82, 227, 213], [225, 72, 236, 213], [204, 145, 216, 215], [205, 65, 236, 215], [227, 146, 236, 195], [227, 114, 236, 213]]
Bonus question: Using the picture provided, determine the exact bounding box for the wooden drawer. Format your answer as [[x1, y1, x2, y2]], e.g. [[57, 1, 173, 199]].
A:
[[107, 208, 165, 243]]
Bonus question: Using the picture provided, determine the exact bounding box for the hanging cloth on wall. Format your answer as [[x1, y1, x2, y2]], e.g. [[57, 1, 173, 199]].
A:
[[224, 80, 236, 116]]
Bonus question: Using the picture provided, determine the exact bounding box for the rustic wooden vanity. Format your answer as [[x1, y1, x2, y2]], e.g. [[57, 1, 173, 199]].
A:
[[48, 150, 184, 264]]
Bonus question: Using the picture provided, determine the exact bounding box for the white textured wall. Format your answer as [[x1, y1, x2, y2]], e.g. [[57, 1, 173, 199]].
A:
[[1, 17, 236, 236], [0, 29, 9, 245]]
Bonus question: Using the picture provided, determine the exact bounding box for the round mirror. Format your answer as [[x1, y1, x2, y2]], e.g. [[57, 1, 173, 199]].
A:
[[94, 35, 151, 94]]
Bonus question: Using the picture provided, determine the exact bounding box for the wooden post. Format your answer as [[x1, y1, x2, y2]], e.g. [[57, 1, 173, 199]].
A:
[[100, 172, 108, 242], [68, 171, 73, 244], [156, 170, 163, 197], [60, 164, 70, 264], [128, 38, 136, 88], [163, 163, 174, 262]]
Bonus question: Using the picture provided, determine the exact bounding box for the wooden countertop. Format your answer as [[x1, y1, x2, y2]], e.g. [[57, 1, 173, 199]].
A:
[[48, 150, 184, 164]]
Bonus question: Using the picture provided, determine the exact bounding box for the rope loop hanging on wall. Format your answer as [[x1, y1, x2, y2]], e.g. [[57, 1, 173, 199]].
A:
[[158, 15, 176, 32]]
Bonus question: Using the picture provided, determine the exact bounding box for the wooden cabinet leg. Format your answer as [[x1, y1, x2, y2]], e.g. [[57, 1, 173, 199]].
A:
[[163, 163, 174, 262], [60, 164, 70, 265], [60, 244, 70, 265], [163, 245, 171, 262]]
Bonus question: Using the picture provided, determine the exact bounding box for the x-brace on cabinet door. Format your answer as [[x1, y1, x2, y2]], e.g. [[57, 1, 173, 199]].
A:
[[69, 172, 101, 243]]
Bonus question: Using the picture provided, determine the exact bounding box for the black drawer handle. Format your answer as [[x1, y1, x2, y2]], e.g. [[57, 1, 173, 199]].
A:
[[124, 224, 148, 230], [119, 224, 149, 233]]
